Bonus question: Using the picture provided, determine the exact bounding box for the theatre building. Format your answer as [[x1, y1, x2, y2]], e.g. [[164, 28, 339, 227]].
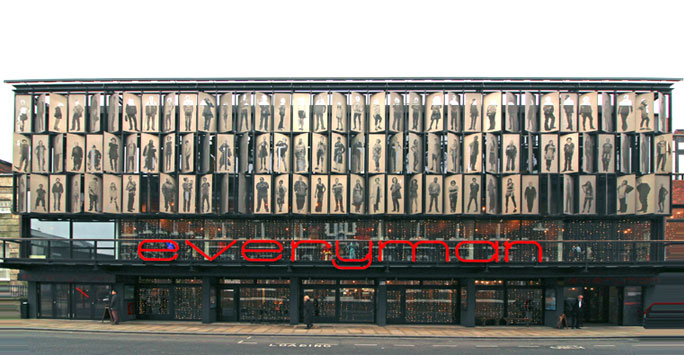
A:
[[2, 78, 682, 326]]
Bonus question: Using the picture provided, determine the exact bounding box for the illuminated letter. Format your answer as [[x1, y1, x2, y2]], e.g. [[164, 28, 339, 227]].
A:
[[455, 241, 499, 263], [185, 239, 237, 262], [378, 240, 451, 262], [332, 240, 373, 270], [290, 240, 332, 262], [241, 240, 283, 262], [138, 239, 178, 261], [503, 241, 543, 263]]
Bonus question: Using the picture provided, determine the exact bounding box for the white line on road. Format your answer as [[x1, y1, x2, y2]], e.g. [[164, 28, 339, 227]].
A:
[[395, 344, 415, 347], [594, 344, 616, 347], [518, 345, 540, 348], [432, 345, 459, 347], [476, 345, 499, 348], [239, 342, 257, 345], [354, 344, 377, 346]]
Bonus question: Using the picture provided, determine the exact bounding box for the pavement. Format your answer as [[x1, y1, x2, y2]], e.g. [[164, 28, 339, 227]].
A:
[[1, 319, 683, 339]]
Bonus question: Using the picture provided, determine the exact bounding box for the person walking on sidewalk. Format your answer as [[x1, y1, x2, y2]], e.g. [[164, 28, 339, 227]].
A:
[[572, 295, 585, 329], [303, 295, 314, 329], [109, 290, 120, 324]]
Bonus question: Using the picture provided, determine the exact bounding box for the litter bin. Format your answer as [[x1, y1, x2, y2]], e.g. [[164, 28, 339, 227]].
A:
[[20, 301, 29, 319]]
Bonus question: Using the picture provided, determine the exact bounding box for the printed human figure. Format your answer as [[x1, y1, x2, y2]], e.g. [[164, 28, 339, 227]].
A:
[[294, 139, 307, 172], [108, 138, 119, 171], [487, 179, 497, 213], [637, 181, 650, 212], [18, 139, 29, 171], [277, 98, 286, 130], [125, 176, 136, 212], [563, 137, 574, 172], [618, 94, 633, 131], [352, 139, 364, 172], [143, 140, 157, 171], [372, 139, 382, 172], [296, 98, 307, 131], [352, 179, 364, 213], [505, 178, 517, 213], [88, 177, 99, 212], [333, 137, 345, 171], [617, 180, 634, 213], [200, 97, 214, 131], [581, 180, 593, 213], [275, 139, 288, 171], [352, 96, 363, 131], [487, 138, 497, 172], [468, 98, 479, 130], [161, 178, 175, 212], [200, 177, 211, 213], [656, 138, 668, 171], [584, 136, 593, 172], [411, 96, 422, 131], [71, 100, 84, 131], [258, 95, 270, 131], [335, 101, 344, 131], [126, 141, 136, 172], [448, 180, 458, 213], [258, 140, 269, 172], [183, 138, 192, 171], [544, 139, 556, 171], [565, 180, 573, 214], [313, 97, 326, 131], [372, 177, 382, 213], [276, 180, 286, 212], [219, 139, 233, 171], [18, 178, 25, 212], [372, 100, 382, 131], [164, 96, 174, 131], [108, 94, 119, 132], [486, 100, 497, 130], [53, 103, 64, 130], [182, 95, 194, 131], [17, 99, 29, 131], [255, 177, 270, 212], [579, 96, 594, 130], [428, 177, 441, 213], [467, 178, 480, 212], [469, 135, 479, 172], [35, 140, 47, 172], [506, 96, 518, 132], [164, 136, 174, 171], [622, 136, 631, 173], [182, 177, 193, 212], [294, 177, 308, 211], [409, 179, 419, 213], [430, 138, 441, 172], [601, 138, 613, 172], [238, 95, 250, 131], [450, 96, 461, 132], [390, 139, 401, 173], [125, 98, 138, 131], [145, 96, 157, 131], [390, 177, 401, 212], [450, 140, 460, 173], [109, 182, 119, 212], [505, 140, 517, 171], [524, 181, 536, 213], [562, 95, 574, 130], [332, 178, 344, 212], [72, 142, 84, 171], [220, 99, 230, 131], [52, 178, 63, 210], [658, 184, 669, 212], [87, 144, 101, 171], [526, 96, 536, 131], [411, 139, 420, 172], [392, 97, 403, 131], [36, 97, 45, 132], [314, 178, 326, 212], [316, 139, 326, 172], [543, 96, 555, 131], [35, 184, 46, 212], [428, 96, 441, 131]]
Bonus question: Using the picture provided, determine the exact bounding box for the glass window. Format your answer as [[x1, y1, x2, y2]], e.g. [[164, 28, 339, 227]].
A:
[[31, 219, 69, 239], [73, 221, 116, 259], [239, 287, 290, 322], [339, 287, 375, 322]]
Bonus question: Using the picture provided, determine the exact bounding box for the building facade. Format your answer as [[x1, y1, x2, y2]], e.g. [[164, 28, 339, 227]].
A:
[[1, 78, 681, 326]]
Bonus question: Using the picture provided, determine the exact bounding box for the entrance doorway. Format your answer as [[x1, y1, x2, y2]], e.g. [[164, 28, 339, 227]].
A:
[[217, 279, 290, 322], [300, 279, 376, 323], [136, 278, 202, 320], [38, 283, 69, 318], [474, 280, 543, 326], [38, 282, 112, 319], [386, 280, 460, 324]]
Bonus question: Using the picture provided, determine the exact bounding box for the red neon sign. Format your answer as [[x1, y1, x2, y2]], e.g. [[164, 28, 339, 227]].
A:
[[137, 239, 542, 270]]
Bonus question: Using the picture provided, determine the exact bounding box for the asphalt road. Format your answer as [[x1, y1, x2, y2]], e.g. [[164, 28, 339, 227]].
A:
[[1, 330, 683, 354]]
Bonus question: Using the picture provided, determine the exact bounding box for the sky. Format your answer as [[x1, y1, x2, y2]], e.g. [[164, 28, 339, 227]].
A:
[[1, 0, 682, 162]]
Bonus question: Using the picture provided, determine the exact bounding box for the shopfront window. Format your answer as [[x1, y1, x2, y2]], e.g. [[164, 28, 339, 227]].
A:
[[339, 287, 375, 323], [30, 220, 69, 259], [73, 221, 116, 259]]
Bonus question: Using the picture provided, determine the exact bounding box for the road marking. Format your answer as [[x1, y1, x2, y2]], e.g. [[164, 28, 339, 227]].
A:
[[518, 345, 540, 348], [634, 344, 683, 347], [551, 345, 584, 350], [354, 344, 377, 346], [395, 344, 415, 347], [476, 345, 499, 348], [239, 341, 257, 345], [433, 345, 458, 347], [594, 344, 615, 347]]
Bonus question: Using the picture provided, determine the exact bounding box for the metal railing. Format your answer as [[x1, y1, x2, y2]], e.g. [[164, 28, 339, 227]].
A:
[[1, 238, 683, 266]]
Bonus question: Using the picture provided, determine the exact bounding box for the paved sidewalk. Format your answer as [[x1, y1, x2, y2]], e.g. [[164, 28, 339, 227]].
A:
[[1, 319, 683, 338]]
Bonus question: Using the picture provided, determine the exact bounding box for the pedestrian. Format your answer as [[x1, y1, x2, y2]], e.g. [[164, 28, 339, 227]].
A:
[[572, 295, 585, 329], [523, 299, 532, 326], [303, 295, 314, 329], [109, 290, 119, 324]]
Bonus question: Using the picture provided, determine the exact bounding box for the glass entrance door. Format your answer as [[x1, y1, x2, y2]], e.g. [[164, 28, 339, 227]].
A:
[[302, 287, 337, 323], [38, 283, 69, 319], [219, 288, 237, 321], [72, 284, 112, 319]]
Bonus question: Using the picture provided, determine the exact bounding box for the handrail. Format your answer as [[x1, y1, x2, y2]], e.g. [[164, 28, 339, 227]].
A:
[[643, 302, 684, 316]]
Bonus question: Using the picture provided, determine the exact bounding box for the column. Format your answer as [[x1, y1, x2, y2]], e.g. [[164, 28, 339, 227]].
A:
[[201, 277, 216, 324], [289, 277, 300, 325], [461, 278, 475, 327], [376, 278, 387, 325]]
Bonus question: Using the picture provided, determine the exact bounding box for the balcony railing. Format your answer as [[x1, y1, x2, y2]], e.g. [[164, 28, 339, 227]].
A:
[[1, 238, 683, 266]]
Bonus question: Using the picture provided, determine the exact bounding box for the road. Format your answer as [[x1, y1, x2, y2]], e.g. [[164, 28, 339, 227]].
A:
[[0, 330, 682, 354]]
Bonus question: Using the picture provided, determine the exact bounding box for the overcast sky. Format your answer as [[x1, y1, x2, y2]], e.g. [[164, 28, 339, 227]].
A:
[[1, 0, 682, 162]]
